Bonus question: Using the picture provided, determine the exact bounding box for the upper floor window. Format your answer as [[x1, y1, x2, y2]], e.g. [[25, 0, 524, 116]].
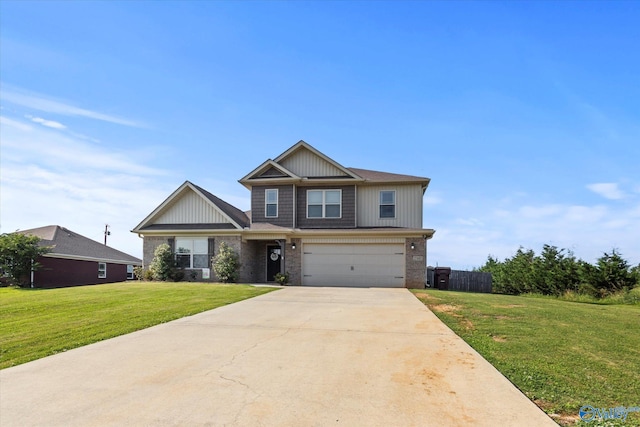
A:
[[175, 238, 209, 269], [265, 189, 278, 218], [380, 190, 396, 218], [308, 189, 341, 218], [98, 262, 107, 278]]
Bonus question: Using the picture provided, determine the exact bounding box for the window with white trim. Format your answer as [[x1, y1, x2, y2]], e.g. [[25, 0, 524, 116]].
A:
[[379, 190, 396, 218], [307, 189, 341, 218], [98, 262, 107, 278], [127, 265, 134, 280], [265, 189, 278, 218], [175, 238, 209, 269]]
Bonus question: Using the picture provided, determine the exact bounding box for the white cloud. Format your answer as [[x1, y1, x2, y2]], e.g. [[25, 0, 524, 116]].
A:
[[587, 182, 626, 200], [427, 195, 640, 269], [0, 114, 172, 259], [1, 85, 145, 128], [28, 116, 67, 129]]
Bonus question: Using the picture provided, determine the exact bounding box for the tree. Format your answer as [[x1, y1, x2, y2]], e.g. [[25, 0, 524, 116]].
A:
[[593, 250, 635, 295], [0, 233, 51, 287], [212, 242, 239, 283], [149, 243, 175, 281]]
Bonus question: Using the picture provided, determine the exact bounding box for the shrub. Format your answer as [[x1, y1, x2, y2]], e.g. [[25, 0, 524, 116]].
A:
[[133, 266, 146, 281], [171, 269, 185, 282], [149, 243, 175, 281], [212, 242, 239, 283], [274, 271, 290, 285]]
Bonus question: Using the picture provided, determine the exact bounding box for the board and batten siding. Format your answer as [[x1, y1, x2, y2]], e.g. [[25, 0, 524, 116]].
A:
[[280, 149, 349, 177], [357, 184, 423, 228], [154, 191, 232, 224]]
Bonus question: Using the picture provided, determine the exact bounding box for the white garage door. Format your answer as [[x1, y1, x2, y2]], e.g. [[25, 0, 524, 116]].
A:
[[302, 243, 405, 287]]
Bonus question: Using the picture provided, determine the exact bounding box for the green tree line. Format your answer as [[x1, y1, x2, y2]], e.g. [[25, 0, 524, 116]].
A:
[[478, 245, 639, 298]]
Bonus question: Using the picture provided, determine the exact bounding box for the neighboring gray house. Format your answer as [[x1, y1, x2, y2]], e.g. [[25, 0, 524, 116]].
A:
[[19, 225, 141, 287], [132, 140, 435, 288]]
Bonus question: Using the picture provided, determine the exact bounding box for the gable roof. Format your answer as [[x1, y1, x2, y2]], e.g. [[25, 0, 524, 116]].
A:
[[238, 159, 301, 188], [274, 140, 363, 180], [240, 140, 364, 187], [19, 225, 141, 264], [132, 181, 249, 232]]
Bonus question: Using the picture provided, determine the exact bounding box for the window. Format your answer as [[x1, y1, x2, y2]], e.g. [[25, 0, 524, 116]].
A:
[[307, 189, 341, 218], [380, 190, 396, 218], [98, 262, 107, 278], [265, 189, 278, 218], [175, 238, 209, 269], [127, 265, 134, 280]]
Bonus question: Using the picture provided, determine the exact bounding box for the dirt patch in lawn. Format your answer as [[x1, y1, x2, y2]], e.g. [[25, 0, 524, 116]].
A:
[[535, 400, 579, 426], [431, 304, 460, 314]]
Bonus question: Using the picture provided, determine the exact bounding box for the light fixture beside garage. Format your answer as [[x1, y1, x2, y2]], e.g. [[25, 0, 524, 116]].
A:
[[410, 242, 415, 250]]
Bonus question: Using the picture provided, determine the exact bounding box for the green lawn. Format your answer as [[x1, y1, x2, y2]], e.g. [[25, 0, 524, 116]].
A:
[[0, 282, 279, 370], [413, 290, 640, 426]]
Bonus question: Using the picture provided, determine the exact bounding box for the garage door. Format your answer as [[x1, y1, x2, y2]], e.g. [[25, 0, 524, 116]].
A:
[[302, 243, 405, 287]]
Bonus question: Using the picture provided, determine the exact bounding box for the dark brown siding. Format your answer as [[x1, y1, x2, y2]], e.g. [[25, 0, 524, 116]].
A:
[[296, 185, 356, 228], [33, 257, 131, 288], [251, 185, 294, 227]]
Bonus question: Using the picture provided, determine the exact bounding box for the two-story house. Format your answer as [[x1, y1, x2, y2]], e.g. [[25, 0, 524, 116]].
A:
[[132, 141, 435, 288]]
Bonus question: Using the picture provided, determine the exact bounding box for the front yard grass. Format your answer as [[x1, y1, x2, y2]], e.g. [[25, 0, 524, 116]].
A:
[[413, 289, 640, 426], [0, 282, 279, 369]]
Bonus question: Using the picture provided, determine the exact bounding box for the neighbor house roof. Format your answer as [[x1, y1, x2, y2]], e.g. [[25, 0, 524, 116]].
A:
[[19, 225, 141, 265]]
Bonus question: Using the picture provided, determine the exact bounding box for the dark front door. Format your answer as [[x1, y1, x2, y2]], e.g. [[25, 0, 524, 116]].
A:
[[266, 245, 282, 281]]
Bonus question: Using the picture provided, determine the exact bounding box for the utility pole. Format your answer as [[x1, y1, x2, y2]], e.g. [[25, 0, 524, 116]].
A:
[[104, 224, 111, 245]]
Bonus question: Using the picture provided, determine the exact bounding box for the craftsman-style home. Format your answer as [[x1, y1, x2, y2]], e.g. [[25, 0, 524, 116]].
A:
[[132, 141, 434, 288]]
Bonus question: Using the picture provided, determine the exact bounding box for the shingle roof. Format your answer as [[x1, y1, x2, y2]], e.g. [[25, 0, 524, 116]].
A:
[[347, 167, 430, 184], [19, 226, 141, 264], [190, 183, 250, 228]]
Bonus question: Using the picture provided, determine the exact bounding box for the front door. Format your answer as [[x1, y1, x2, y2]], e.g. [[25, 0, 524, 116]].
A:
[[266, 245, 282, 281]]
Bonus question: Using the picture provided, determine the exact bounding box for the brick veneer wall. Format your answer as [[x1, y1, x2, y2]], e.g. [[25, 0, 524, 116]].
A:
[[405, 238, 426, 289], [285, 238, 302, 286], [142, 236, 171, 268]]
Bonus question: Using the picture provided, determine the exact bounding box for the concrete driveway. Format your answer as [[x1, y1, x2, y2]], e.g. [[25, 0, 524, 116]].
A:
[[0, 287, 555, 426]]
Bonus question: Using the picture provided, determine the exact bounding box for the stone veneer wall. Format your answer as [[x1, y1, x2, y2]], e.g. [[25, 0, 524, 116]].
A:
[[405, 238, 426, 289]]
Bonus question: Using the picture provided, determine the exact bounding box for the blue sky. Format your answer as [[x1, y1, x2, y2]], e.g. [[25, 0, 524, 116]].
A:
[[1, 1, 638, 269]]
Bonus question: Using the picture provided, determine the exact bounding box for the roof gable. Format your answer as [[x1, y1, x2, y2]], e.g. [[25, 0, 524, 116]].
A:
[[19, 225, 141, 264], [274, 140, 362, 179], [132, 181, 248, 232], [238, 159, 300, 186]]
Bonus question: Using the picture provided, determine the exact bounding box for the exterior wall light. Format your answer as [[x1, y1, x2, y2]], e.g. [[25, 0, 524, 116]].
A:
[[291, 242, 296, 250], [410, 242, 415, 250]]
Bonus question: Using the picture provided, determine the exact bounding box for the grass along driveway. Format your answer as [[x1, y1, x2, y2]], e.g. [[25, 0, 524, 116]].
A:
[[413, 290, 640, 426], [0, 282, 279, 369]]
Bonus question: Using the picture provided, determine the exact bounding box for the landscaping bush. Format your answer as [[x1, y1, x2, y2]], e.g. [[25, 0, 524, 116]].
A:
[[149, 243, 176, 281], [212, 242, 239, 283]]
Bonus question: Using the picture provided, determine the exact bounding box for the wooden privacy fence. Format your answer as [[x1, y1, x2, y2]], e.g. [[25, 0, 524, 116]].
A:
[[427, 268, 492, 293]]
